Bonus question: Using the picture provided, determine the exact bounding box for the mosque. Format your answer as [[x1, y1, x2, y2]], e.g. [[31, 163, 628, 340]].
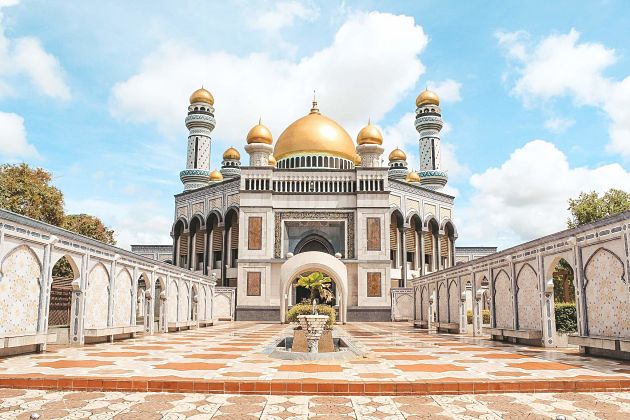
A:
[[134, 87, 463, 322]]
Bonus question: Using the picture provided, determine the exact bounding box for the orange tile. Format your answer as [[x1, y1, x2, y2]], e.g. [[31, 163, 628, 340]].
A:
[[395, 364, 467, 373], [508, 361, 576, 371], [154, 362, 226, 371], [37, 360, 114, 369], [276, 364, 343, 373]]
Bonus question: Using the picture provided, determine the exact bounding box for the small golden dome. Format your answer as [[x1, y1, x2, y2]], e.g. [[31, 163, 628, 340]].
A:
[[406, 171, 421, 183], [209, 169, 223, 182], [389, 148, 407, 161], [416, 89, 440, 107], [190, 87, 214, 105], [223, 147, 240, 160], [246, 121, 273, 145], [274, 105, 355, 161], [354, 154, 362, 166], [268, 155, 277, 166], [357, 120, 383, 145]]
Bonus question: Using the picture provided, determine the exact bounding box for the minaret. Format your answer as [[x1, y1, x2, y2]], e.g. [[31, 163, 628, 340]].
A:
[[180, 87, 216, 190], [387, 148, 409, 180], [356, 119, 384, 167], [221, 147, 241, 179], [415, 89, 448, 189], [244, 119, 273, 166]]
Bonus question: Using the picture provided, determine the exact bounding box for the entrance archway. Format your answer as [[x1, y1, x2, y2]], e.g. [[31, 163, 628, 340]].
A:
[[280, 251, 348, 324], [295, 234, 335, 255]]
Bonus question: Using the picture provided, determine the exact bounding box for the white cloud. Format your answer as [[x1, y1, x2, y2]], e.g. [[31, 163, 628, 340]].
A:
[[65, 197, 173, 250], [0, 1, 70, 100], [381, 112, 418, 168], [249, 1, 319, 32], [544, 117, 575, 133], [0, 111, 39, 158], [0, 1, 19, 8], [110, 11, 428, 160], [496, 28, 630, 157], [457, 140, 630, 249], [426, 79, 462, 103]]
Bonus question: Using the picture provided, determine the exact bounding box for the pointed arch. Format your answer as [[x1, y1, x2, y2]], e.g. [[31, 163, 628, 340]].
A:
[[516, 262, 540, 330], [85, 262, 109, 329], [493, 268, 514, 329], [168, 279, 179, 322], [178, 281, 189, 321], [0, 244, 42, 335], [584, 247, 629, 338], [113, 267, 133, 327]]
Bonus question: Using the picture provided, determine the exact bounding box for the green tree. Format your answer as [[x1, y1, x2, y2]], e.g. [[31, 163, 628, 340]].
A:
[[0, 163, 64, 225], [295, 272, 334, 303], [567, 188, 630, 228], [62, 214, 116, 245]]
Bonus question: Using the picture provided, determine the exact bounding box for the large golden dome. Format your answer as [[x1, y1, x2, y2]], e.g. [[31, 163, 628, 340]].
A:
[[190, 87, 214, 105], [416, 89, 439, 107], [357, 121, 383, 145], [246, 121, 273, 145], [273, 105, 356, 161]]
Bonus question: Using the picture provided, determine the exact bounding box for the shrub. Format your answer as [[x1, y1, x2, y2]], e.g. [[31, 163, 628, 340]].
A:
[[466, 309, 490, 324], [555, 302, 577, 333], [287, 303, 336, 328]]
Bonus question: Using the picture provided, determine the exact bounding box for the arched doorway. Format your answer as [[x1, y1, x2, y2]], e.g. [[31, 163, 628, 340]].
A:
[[294, 234, 335, 255], [48, 254, 80, 343], [280, 251, 348, 324], [136, 273, 151, 331], [154, 278, 165, 332]]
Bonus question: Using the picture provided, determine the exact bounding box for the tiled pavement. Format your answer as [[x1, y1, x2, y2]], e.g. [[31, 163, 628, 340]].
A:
[[1, 322, 630, 395], [2, 388, 630, 419]]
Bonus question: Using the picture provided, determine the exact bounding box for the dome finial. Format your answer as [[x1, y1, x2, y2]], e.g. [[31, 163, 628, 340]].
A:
[[310, 90, 319, 114], [368, 117, 371, 125], [259, 116, 261, 125]]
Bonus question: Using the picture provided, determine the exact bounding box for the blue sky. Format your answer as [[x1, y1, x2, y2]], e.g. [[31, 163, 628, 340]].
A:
[[1, 0, 629, 249]]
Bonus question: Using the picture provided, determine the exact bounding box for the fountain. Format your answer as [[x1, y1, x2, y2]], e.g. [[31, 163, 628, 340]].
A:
[[296, 299, 329, 353], [264, 272, 365, 360]]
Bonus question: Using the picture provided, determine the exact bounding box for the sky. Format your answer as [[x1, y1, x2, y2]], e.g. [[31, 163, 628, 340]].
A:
[[1, 0, 630, 250]]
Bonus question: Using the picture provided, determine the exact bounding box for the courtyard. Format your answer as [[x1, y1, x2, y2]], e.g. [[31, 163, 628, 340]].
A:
[[1, 322, 630, 394]]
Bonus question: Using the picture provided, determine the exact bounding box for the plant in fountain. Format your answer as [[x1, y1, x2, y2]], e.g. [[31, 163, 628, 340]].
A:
[[296, 271, 334, 304]]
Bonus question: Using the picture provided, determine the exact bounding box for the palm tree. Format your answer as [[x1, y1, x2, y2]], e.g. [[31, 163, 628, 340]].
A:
[[295, 272, 334, 303]]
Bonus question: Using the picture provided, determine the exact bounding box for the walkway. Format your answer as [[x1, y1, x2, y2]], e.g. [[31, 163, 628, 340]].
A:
[[1, 322, 630, 395], [3, 389, 630, 419]]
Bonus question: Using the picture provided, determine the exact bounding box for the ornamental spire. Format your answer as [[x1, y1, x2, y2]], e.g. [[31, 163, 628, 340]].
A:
[[310, 90, 320, 114]]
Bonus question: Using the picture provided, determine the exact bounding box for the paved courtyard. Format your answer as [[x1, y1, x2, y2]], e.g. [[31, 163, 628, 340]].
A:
[[3, 389, 630, 419], [1, 322, 630, 395]]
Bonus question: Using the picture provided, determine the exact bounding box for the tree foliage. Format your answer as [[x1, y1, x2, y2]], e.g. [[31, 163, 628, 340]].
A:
[[567, 188, 630, 228], [0, 164, 116, 250], [554, 303, 577, 333], [0, 163, 65, 225], [295, 271, 334, 303], [62, 214, 116, 245]]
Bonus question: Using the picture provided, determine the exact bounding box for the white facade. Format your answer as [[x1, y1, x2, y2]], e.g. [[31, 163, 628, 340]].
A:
[[169, 89, 457, 322]]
